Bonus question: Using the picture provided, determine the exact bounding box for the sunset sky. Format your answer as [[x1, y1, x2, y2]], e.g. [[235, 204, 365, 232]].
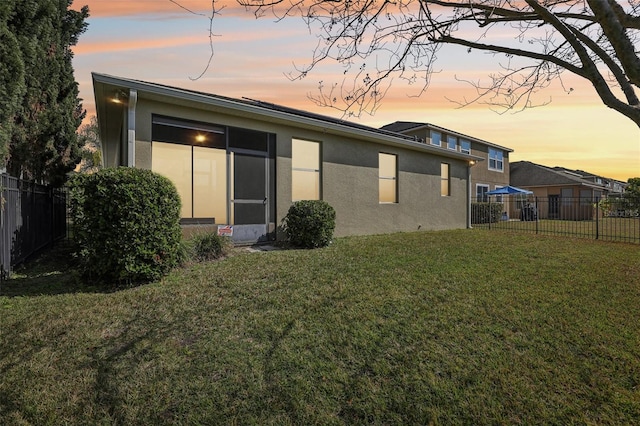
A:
[[71, 0, 639, 181]]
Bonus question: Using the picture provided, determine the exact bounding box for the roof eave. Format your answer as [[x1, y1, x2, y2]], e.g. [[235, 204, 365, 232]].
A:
[[92, 73, 483, 163]]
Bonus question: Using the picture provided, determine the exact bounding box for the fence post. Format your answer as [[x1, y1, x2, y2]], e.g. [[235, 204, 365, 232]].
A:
[[1, 173, 5, 282], [488, 197, 492, 230], [595, 196, 599, 240], [535, 197, 539, 234]]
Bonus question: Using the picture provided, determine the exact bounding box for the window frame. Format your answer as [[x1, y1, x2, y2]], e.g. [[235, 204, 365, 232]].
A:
[[488, 148, 504, 172], [447, 135, 457, 151], [561, 188, 573, 206], [441, 163, 450, 197], [291, 138, 321, 201], [460, 139, 471, 154], [476, 184, 490, 202], [379, 152, 398, 204], [430, 130, 442, 147], [152, 141, 228, 222]]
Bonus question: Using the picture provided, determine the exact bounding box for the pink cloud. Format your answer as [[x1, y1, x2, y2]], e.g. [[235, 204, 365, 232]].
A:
[[82, 0, 251, 18], [72, 35, 204, 55]]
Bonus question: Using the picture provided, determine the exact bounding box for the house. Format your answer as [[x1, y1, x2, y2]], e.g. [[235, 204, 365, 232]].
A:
[[380, 122, 513, 201], [549, 166, 627, 195], [92, 73, 483, 243], [510, 161, 612, 220]]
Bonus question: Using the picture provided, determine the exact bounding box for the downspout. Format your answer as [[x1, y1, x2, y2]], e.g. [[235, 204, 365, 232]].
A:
[[127, 89, 138, 167]]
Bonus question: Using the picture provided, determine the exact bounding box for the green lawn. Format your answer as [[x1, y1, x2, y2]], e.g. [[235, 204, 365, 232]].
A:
[[1, 230, 639, 424]]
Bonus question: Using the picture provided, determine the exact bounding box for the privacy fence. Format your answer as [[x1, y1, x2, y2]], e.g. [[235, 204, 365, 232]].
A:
[[471, 195, 640, 244], [1, 173, 67, 279]]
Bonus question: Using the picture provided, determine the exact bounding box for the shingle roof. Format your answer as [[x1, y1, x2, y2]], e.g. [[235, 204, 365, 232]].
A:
[[380, 121, 514, 152], [511, 161, 608, 189]]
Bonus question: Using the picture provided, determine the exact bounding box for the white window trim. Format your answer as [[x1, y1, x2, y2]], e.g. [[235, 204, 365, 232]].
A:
[[460, 140, 471, 155], [476, 184, 490, 202], [292, 138, 321, 201], [447, 135, 457, 151], [430, 130, 442, 147], [488, 148, 504, 172], [379, 152, 398, 204], [441, 163, 450, 197]]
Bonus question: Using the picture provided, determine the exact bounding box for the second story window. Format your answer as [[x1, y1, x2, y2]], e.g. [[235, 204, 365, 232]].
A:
[[489, 148, 504, 172], [460, 139, 471, 154], [430, 130, 441, 147], [447, 135, 457, 150]]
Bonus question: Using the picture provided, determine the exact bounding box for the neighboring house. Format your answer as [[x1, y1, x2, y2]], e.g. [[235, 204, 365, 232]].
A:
[[92, 73, 482, 243], [380, 122, 513, 202], [549, 166, 627, 195], [510, 161, 612, 220]]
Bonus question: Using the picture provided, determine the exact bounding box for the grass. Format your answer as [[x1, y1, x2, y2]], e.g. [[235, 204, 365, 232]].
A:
[[1, 230, 639, 424]]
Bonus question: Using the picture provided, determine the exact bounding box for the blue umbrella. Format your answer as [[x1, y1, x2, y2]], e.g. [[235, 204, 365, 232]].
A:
[[486, 185, 533, 195]]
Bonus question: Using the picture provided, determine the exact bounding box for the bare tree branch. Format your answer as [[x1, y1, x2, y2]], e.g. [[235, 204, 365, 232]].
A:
[[174, 0, 640, 126], [170, 0, 224, 81], [588, 0, 640, 86]]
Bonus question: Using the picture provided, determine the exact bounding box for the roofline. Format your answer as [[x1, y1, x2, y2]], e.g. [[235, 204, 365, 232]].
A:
[[511, 161, 610, 190], [92, 72, 484, 163], [517, 183, 609, 190], [383, 121, 514, 153]]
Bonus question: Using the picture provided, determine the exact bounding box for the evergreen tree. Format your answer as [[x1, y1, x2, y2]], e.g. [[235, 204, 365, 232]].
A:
[[625, 177, 640, 210], [77, 115, 102, 173], [0, 3, 25, 167], [4, 0, 89, 186]]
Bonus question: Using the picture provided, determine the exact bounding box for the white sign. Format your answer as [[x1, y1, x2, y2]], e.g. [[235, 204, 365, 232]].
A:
[[217, 225, 233, 237]]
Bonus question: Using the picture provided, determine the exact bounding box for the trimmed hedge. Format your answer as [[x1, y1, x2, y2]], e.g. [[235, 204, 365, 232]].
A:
[[471, 202, 504, 224], [282, 200, 336, 248], [69, 167, 183, 284]]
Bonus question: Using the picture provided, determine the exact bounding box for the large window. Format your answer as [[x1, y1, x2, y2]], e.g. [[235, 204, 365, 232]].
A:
[[379, 153, 397, 203], [292, 138, 320, 200], [152, 142, 227, 222], [476, 184, 489, 202], [430, 130, 442, 147], [150, 116, 274, 226], [447, 135, 457, 151], [489, 148, 504, 171], [460, 139, 471, 154], [441, 163, 450, 196]]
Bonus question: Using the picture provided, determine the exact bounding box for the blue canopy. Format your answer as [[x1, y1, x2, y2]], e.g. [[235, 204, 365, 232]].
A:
[[486, 185, 533, 195]]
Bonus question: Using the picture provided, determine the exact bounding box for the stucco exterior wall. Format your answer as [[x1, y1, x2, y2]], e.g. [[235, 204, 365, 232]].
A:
[[121, 96, 470, 238], [321, 137, 467, 236]]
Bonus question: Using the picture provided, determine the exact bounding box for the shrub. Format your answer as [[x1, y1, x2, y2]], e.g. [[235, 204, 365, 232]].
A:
[[189, 231, 231, 261], [282, 200, 336, 248], [471, 202, 504, 224], [68, 167, 183, 284]]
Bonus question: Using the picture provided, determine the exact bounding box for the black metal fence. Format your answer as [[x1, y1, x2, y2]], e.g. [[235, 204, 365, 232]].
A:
[[471, 196, 640, 244], [1, 173, 67, 279]]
